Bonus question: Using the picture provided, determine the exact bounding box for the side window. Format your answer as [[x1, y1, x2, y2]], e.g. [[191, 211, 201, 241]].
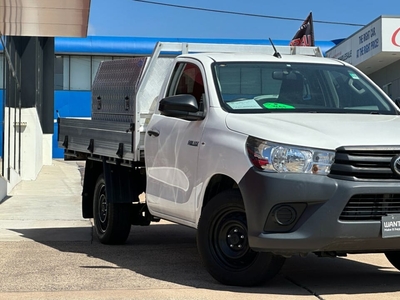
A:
[[167, 62, 205, 110]]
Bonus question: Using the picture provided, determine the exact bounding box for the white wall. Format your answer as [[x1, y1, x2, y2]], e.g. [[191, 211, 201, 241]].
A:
[[2, 107, 52, 194]]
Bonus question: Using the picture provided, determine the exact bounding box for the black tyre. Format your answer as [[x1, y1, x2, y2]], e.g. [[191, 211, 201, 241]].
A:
[[93, 174, 131, 244], [197, 189, 285, 286], [385, 251, 400, 270]]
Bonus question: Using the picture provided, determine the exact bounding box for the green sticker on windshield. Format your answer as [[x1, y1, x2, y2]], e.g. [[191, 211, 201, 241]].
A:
[[349, 72, 360, 79], [263, 102, 295, 109]]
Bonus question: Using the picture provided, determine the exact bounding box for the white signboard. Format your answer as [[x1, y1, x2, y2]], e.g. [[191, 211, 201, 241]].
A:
[[382, 214, 400, 238], [381, 17, 400, 51], [326, 17, 383, 66]]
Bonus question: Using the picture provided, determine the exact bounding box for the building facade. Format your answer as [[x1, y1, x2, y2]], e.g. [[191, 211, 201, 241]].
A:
[[326, 15, 400, 100]]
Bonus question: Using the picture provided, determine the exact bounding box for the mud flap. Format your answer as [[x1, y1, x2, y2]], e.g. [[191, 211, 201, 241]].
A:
[[103, 160, 139, 204]]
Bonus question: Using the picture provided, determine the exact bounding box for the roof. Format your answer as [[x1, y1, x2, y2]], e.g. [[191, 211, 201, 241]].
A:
[[186, 52, 344, 65]]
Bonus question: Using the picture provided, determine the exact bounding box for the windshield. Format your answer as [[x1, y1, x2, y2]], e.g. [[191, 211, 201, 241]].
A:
[[213, 62, 397, 114]]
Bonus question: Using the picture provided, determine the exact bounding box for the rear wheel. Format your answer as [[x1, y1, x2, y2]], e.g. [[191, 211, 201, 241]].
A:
[[197, 189, 285, 286], [385, 251, 400, 270], [93, 174, 131, 244]]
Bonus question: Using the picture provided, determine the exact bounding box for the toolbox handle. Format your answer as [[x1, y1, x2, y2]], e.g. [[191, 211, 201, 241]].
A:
[[96, 96, 101, 110], [124, 96, 130, 111]]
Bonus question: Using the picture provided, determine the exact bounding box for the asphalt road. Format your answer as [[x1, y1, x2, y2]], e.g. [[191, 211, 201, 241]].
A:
[[1, 221, 400, 300]]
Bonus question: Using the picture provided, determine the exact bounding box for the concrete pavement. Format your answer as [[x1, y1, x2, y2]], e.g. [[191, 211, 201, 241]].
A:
[[0, 160, 400, 299], [0, 160, 92, 242], [0, 161, 311, 299]]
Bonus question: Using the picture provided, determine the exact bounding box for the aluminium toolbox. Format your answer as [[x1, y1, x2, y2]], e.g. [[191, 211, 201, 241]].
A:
[[91, 57, 148, 123]]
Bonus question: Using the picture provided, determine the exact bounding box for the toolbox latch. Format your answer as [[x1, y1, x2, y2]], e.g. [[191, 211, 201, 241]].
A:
[[124, 96, 130, 111], [96, 96, 102, 110]]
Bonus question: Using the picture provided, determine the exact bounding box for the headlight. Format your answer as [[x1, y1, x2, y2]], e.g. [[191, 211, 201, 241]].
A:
[[246, 136, 335, 175]]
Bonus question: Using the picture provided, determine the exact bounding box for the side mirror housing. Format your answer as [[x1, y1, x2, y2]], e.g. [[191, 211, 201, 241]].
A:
[[159, 94, 205, 120]]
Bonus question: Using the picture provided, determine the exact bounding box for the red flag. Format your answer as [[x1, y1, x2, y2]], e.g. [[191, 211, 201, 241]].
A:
[[289, 12, 315, 46]]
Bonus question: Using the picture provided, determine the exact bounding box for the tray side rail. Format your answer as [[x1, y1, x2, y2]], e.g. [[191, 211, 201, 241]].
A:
[[58, 118, 136, 162]]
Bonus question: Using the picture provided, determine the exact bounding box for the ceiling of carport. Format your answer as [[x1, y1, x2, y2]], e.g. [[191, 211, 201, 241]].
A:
[[0, 0, 90, 37]]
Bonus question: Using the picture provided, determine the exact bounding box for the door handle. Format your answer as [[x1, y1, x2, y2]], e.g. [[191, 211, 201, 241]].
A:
[[147, 129, 160, 137]]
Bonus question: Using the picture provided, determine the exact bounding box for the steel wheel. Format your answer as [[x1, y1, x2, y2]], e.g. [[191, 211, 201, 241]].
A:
[[197, 189, 285, 286], [93, 174, 131, 244], [96, 183, 108, 233], [210, 206, 257, 270]]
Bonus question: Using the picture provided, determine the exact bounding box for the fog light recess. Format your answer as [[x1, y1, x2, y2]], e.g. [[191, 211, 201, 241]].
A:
[[274, 205, 297, 226]]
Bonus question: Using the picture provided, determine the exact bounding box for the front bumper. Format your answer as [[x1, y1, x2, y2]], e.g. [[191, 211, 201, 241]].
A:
[[238, 168, 400, 255]]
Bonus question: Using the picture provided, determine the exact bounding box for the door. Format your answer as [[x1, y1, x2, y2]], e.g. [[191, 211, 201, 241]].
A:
[[144, 60, 207, 223]]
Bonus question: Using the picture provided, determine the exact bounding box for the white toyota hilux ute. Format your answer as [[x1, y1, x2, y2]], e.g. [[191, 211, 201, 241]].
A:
[[58, 42, 400, 287]]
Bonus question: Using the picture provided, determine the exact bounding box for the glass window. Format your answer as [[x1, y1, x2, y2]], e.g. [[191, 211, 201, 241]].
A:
[[55, 56, 64, 90], [213, 62, 396, 115], [55, 55, 135, 90], [0, 54, 3, 89], [168, 62, 204, 103], [63, 56, 70, 90], [382, 83, 392, 98], [112, 56, 132, 60], [54, 55, 62, 90], [70, 56, 91, 90], [54, 55, 70, 90]]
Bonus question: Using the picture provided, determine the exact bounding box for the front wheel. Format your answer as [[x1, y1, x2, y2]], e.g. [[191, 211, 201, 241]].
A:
[[385, 251, 400, 271], [93, 174, 131, 244], [197, 189, 285, 286]]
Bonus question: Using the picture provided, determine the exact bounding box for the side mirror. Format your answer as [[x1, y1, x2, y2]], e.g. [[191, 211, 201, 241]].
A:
[[159, 94, 205, 120]]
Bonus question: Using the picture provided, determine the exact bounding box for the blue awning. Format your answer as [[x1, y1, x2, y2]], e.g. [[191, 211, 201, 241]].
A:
[[54, 36, 337, 56], [0, 36, 337, 56]]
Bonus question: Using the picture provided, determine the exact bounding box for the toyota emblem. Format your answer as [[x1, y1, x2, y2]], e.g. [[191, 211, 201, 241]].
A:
[[391, 155, 400, 177]]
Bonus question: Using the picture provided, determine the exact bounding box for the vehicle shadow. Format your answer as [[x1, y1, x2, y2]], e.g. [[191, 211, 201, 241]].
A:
[[9, 223, 400, 296]]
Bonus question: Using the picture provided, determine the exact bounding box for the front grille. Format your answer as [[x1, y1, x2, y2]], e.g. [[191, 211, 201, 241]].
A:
[[329, 146, 400, 181], [340, 194, 400, 221]]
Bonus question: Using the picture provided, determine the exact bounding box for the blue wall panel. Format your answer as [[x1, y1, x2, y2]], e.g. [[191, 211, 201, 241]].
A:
[[0, 92, 3, 157], [53, 91, 91, 158]]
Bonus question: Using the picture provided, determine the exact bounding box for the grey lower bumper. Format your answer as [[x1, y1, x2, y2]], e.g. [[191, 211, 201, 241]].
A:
[[238, 168, 400, 255]]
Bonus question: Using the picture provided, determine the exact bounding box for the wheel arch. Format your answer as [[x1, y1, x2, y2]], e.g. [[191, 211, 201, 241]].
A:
[[82, 159, 146, 219], [202, 174, 240, 211]]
